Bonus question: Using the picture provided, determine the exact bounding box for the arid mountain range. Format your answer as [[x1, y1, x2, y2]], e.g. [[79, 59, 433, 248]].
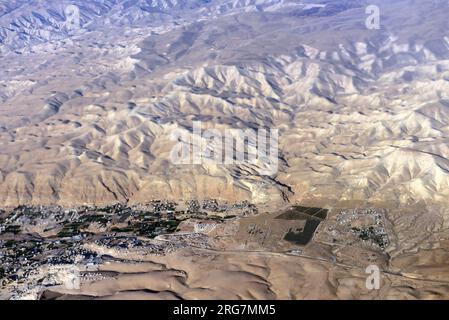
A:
[[1, 0, 449, 209]]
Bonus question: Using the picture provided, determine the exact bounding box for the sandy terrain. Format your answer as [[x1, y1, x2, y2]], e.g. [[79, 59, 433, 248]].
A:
[[43, 244, 449, 300]]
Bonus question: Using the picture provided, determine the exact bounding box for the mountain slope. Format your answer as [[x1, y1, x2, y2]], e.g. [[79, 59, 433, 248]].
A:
[[1, 0, 449, 208]]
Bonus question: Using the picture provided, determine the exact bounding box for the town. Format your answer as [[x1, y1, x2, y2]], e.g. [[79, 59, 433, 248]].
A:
[[0, 200, 257, 299], [315, 208, 390, 250]]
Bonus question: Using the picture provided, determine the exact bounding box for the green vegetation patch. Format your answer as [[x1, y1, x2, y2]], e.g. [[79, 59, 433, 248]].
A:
[[3, 225, 21, 235], [284, 219, 321, 245], [57, 221, 85, 237]]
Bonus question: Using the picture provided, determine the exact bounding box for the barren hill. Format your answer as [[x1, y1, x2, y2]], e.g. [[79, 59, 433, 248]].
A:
[[1, 0, 449, 208]]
